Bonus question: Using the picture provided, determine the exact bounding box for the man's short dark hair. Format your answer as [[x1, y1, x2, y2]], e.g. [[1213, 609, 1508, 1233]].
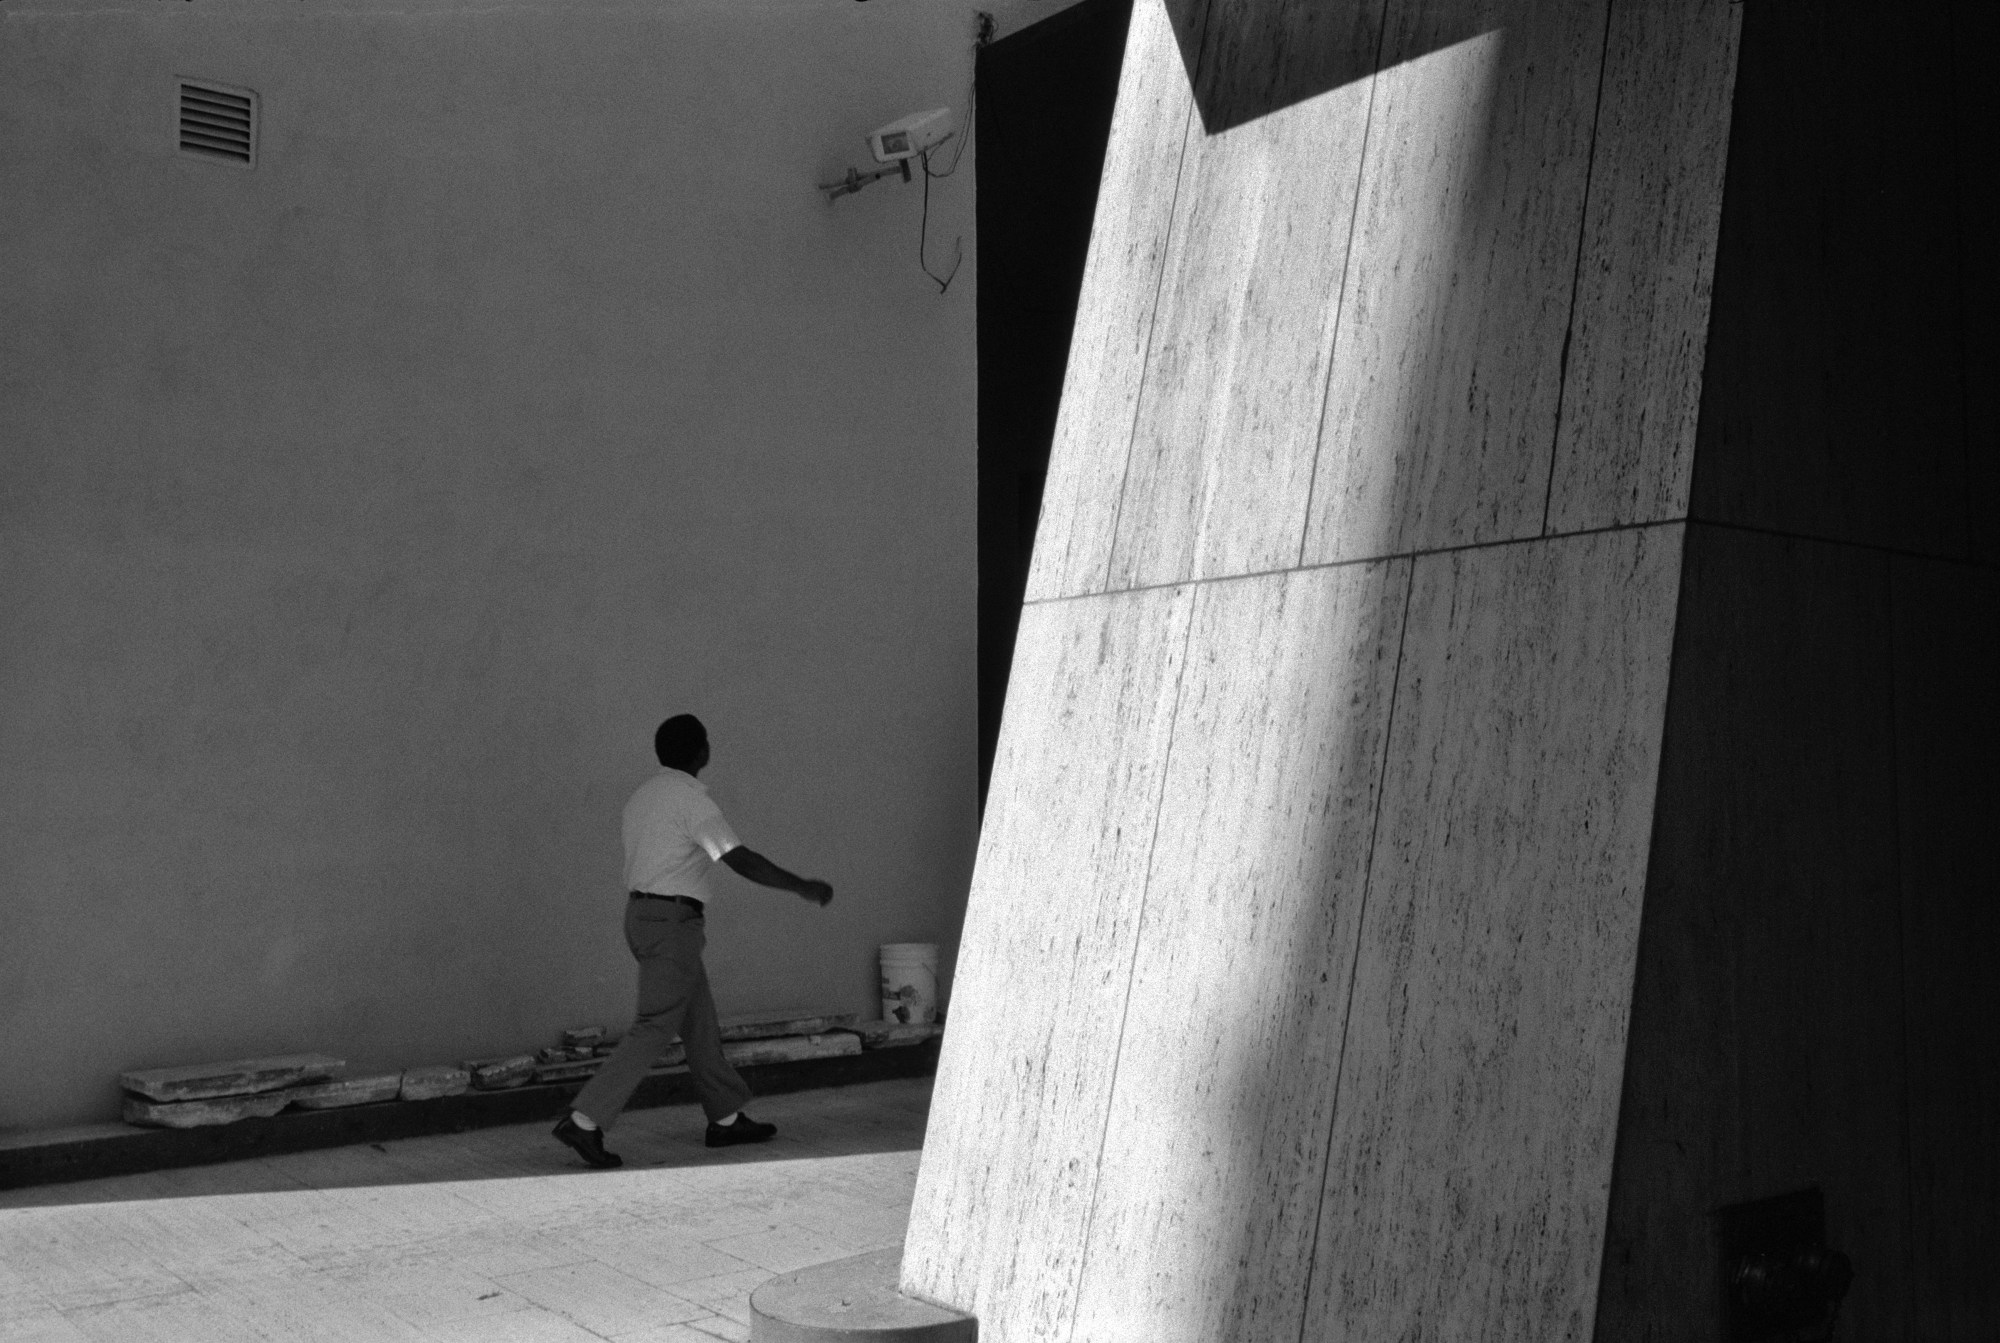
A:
[[655, 714, 708, 770]]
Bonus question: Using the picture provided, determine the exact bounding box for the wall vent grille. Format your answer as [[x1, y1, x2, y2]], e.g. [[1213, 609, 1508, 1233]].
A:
[[178, 80, 257, 167]]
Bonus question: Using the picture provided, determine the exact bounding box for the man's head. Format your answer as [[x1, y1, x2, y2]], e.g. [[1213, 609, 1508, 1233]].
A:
[[654, 714, 709, 773]]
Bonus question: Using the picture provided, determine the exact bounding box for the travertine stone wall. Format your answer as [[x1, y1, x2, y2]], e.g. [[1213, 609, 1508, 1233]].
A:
[[905, 0, 1740, 1338]]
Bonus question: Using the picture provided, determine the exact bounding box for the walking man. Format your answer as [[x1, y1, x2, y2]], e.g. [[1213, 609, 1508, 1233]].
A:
[[553, 713, 833, 1168]]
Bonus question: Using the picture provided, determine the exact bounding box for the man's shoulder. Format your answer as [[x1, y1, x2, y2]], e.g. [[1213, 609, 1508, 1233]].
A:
[[626, 769, 713, 814]]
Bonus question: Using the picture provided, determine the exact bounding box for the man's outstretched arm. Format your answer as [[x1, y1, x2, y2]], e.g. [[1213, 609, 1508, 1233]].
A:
[[721, 847, 833, 906]]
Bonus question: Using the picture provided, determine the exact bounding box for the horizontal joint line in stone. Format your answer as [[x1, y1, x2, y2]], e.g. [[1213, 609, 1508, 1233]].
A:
[[1023, 517, 1689, 606]]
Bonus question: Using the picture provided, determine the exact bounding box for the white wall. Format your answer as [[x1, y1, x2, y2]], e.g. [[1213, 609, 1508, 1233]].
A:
[[0, 0, 1007, 1129]]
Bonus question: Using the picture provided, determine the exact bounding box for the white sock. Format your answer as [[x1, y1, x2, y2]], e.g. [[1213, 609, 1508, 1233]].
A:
[[714, 1111, 739, 1127], [570, 1110, 598, 1131]]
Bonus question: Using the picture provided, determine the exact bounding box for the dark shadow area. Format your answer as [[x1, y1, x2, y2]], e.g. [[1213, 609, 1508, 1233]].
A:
[[1687, 0, 1984, 557], [1162, 0, 1495, 134], [976, 0, 1132, 808], [1597, 0, 2000, 1334]]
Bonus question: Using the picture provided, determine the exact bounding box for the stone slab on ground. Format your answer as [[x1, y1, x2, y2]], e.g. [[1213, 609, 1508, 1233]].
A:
[[399, 1065, 470, 1101], [647, 1032, 862, 1072], [533, 1058, 604, 1085], [561, 1025, 606, 1048], [750, 1247, 975, 1343], [122, 1088, 301, 1129], [289, 1073, 404, 1110], [118, 1054, 346, 1103], [4, 1037, 941, 1190], [847, 1023, 945, 1050], [728, 1033, 863, 1068], [464, 1055, 536, 1089], [721, 1010, 859, 1042]]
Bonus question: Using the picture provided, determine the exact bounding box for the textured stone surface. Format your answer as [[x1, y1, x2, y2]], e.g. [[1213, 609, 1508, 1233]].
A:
[[1303, 0, 1610, 565], [1544, 0, 1740, 532], [532, 1059, 604, 1086], [288, 1074, 403, 1110], [719, 1011, 858, 1042], [398, 1065, 470, 1102], [1023, 0, 1197, 601], [1304, 525, 1683, 1339], [1105, 0, 1377, 588], [559, 1026, 605, 1049], [751, 1248, 974, 1343], [723, 1034, 860, 1069], [904, 586, 1194, 1335], [900, 0, 1758, 1334], [117, 1054, 346, 1104], [1069, 561, 1407, 1342], [122, 1089, 299, 1129], [463, 1055, 536, 1090]]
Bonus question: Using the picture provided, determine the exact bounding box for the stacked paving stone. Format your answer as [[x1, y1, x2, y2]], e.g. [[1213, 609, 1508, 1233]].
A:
[[119, 1056, 481, 1127], [117, 1011, 944, 1128], [120, 1055, 353, 1129]]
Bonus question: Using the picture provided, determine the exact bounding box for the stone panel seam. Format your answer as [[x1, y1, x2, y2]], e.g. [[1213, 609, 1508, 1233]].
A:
[[1096, 0, 1210, 600], [1682, 517, 2000, 570], [1883, 561, 1924, 1305], [1944, 0, 1977, 571], [1538, 0, 1620, 538], [1292, 554, 1415, 1341], [1025, 517, 1689, 607], [1059, 584, 1200, 1343], [1293, 0, 1395, 571]]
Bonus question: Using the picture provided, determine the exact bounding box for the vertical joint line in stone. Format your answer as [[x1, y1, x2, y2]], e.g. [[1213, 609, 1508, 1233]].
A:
[[1061, 588, 1200, 1343], [1539, 0, 1621, 539], [1293, 555, 1416, 1340], [1882, 564, 1923, 1265], [1945, 47, 1978, 565], [1099, 0, 1213, 596], [1295, 0, 1395, 571]]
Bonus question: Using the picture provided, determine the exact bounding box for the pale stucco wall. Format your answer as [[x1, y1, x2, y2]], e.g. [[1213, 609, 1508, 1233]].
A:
[[0, 0, 998, 1129]]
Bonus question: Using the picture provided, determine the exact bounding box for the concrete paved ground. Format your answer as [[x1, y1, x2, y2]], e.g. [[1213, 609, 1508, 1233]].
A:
[[0, 1078, 932, 1342]]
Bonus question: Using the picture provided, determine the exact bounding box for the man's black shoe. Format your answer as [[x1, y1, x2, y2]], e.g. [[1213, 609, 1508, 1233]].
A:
[[706, 1113, 777, 1148], [552, 1114, 622, 1168]]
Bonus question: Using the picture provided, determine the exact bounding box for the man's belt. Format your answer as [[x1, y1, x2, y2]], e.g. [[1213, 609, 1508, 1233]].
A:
[[630, 891, 703, 912]]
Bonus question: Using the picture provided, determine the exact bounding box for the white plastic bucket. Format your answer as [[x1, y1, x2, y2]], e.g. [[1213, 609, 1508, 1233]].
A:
[[879, 943, 939, 1024]]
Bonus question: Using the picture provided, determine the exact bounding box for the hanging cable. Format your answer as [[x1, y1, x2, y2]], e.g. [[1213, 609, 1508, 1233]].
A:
[[917, 148, 962, 293]]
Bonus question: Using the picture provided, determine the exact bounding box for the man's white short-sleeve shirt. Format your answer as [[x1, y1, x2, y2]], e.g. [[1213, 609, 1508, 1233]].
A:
[[623, 769, 741, 905]]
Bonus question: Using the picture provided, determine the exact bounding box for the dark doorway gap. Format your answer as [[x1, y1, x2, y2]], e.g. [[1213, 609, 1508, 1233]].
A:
[[976, 0, 1134, 810]]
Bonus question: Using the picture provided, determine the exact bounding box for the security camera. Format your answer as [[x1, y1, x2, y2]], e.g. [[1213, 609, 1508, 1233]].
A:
[[868, 108, 953, 164]]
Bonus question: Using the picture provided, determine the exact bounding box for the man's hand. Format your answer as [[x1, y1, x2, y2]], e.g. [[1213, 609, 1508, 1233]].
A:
[[723, 847, 833, 907]]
